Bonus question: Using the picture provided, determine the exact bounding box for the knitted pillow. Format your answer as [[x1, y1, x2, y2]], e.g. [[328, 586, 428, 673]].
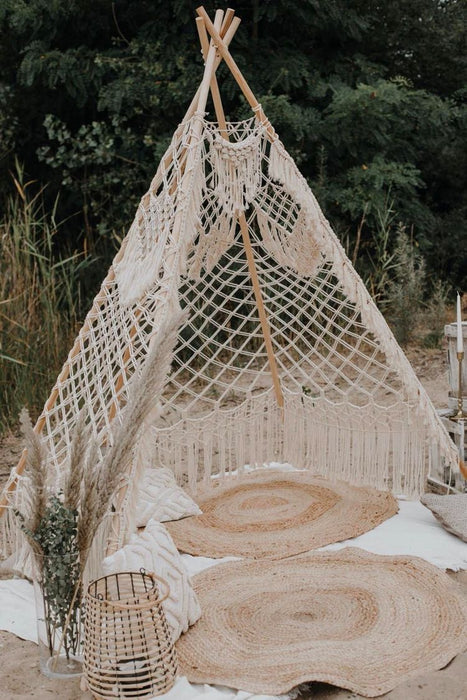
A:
[[136, 467, 201, 527], [421, 494, 467, 543], [102, 519, 201, 641]]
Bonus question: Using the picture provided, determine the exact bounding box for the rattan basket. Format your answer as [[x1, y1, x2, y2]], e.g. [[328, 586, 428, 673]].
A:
[[83, 570, 178, 698]]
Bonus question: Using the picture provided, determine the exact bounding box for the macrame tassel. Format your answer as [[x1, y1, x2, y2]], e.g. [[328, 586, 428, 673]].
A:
[[256, 207, 324, 277], [0, 474, 40, 578], [114, 193, 172, 307], [283, 393, 432, 496], [268, 139, 303, 199], [0, 507, 32, 577], [175, 141, 207, 276], [267, 140, 333, 262], [136, 403, 161, 471], [268, 138, 323, 227], [210, 132, 262, 214], [187, 208, 236, 280]]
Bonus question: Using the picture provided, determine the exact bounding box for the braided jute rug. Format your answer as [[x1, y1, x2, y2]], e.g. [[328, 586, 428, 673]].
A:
[[167, 470, 398, 559], [176, 548, 467, 697]]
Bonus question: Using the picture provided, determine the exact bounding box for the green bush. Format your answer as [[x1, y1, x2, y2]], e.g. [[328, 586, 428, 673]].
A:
[[385, 225, 426, 346]]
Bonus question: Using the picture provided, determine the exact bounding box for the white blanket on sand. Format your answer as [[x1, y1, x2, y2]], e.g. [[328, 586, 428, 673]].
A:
[[1, 481, 466, 700]]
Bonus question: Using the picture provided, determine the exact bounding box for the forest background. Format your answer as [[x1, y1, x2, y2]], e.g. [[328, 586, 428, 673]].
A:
[[0, 0, 466, 433]]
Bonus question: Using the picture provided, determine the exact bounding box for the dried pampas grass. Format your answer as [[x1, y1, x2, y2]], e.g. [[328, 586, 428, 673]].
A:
[[18, 408, 47, 538], [63, 410, 89, 513], [78, 310, 185, 561]]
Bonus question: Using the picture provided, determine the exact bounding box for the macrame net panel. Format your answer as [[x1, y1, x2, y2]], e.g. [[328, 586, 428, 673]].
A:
[[1, 115, 458, 563]]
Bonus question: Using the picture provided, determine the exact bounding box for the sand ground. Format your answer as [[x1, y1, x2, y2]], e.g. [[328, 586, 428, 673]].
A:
[[0, 344, 466, 699]]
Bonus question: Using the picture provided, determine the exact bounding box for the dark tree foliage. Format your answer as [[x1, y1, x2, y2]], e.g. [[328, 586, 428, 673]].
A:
[[1, 0, 466, 288]]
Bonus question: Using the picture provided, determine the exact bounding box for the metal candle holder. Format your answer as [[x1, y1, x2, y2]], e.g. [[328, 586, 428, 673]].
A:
[[451, 351, 467, 421]]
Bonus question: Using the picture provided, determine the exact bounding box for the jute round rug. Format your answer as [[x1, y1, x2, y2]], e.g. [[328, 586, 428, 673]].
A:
[[176, 548, 467, 697], [167, 470, 398, 559]]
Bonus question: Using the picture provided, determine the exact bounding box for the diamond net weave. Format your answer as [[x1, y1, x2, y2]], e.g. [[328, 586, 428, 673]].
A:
[[1, 115, 458, 561]]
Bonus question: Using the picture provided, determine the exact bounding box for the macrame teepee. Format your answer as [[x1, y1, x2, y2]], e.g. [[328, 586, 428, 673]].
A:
[[0, 7, 460, 566]]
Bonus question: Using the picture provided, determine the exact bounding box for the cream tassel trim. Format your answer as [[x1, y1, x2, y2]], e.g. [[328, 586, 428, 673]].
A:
[[210, 132, 262, 214]]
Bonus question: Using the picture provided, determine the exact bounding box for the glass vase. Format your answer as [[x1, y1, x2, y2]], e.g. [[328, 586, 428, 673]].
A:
[[34, 551, 83, 678]]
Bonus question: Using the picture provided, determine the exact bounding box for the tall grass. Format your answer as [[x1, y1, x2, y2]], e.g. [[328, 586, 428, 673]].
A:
[[0, 171, 89, 434]]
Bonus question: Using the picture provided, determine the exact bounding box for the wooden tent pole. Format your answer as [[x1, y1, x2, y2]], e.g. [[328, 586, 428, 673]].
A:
[[197, 17, 284, 409], [152, 13, 240, 195], [141, 13, 239, 209], [196, 6, 276, 142], [0, 11, 240, 518], [237, 217, 284, 408], [196, 18, 228, 135]]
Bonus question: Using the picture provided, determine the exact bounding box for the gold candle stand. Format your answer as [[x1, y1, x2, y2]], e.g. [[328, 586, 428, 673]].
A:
[[451, 351, 467, 421]]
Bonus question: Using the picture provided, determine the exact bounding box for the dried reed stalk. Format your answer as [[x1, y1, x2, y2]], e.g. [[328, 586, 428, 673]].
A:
[[77, 310, 184, 562], [63, 410, 88, 512], [17, 408, 47, 558]]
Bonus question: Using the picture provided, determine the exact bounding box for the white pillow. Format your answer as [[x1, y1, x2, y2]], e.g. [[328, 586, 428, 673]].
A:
[[135, 467, 201, 527], [102, 519, 201, 642], [421, 494, 467, 543]]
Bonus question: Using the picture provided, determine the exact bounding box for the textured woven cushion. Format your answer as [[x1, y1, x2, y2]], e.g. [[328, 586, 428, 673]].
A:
[[102, 519, 201, 641], [421, 494, 467, 543], [135, 467, 202, 527]]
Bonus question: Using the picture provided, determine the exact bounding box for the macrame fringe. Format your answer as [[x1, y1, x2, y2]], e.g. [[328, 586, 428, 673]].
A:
[[283, 394, 428, 496], [176, 143, 206, 276], [115, 123, 206, 306], [149, 390, 446, 498], [0, 506, 26, 572], [154, 391, 283, 493], [256, 206, 323, 277], [209, 132, 262, 214], [187, 209, 236, 280]]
